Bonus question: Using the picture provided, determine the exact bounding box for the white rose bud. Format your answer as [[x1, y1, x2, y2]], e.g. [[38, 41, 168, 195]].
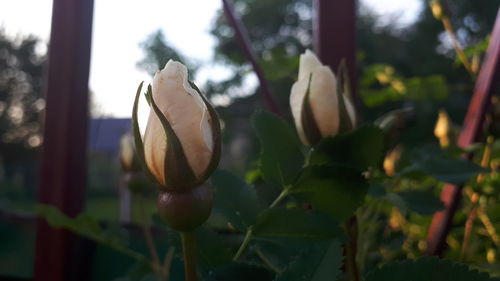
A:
[[119, 133, 141, 172], [290, 50, 356, 146], [133, 60, 221, 192], [434, 109, 453, 147]]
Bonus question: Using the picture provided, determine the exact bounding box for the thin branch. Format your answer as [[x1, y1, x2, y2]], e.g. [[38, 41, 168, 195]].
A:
[[138, 193, 163, 278], [461, 136, 493, 259], [345, 216, 361, 281], [233, 187, 290, 261], [221, 0, 282, 116], [181, 232, 198, 281], [162, 247, 176, 281]]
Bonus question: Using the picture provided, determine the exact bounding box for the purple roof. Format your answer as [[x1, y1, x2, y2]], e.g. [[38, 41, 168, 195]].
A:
[[88, 118, 131, 156]]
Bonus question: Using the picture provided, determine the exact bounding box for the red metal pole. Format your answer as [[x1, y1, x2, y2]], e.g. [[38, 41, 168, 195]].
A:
[[313, 0, 358, 106], [34, 0, 94, 280], [426, 8, 500, 256]]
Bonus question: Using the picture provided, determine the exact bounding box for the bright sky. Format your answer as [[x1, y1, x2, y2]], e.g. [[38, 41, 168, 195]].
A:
[[0, 0, 421, 118]]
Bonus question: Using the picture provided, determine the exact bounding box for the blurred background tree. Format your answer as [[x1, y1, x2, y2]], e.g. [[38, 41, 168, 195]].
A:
[[0, 29, 45, 203], [137, 29, 198, 77]]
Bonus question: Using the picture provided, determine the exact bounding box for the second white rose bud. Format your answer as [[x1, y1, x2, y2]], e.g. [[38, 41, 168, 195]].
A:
[[290, 50, 356, 146]]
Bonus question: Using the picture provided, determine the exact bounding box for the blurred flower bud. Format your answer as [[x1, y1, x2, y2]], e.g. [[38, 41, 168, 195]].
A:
[[137, 60, 221, 191], [120, 133, 141, 172], [157, 184, 213, 232], [290, 50, 356, 146], [429, 0, 443, 20], [125, 173, 150, 194], [383, 145, 402, 176], [434, 109, 454, 147]]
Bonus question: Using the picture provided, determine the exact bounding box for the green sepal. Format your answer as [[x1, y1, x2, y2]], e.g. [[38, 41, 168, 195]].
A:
[[188, 81, 222, 180], [131, 82, 157, 185], [148, 86, 198, 191], [301, 73, 322, 146], [336, 60, 354, 133], [144, 84, 152, 106]]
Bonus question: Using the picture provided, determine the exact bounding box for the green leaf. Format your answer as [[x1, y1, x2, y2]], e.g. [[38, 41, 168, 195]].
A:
[[196, 226, 232, 269], [127, 260, 155, 281], [301, 73, 322, 145], [131, 82, 156, 184], [252, 111, 303, 188], [365, 256, 500, 281], [35, 204, 148, 263], [336, 59, 354, 132], [251, 238, 301, 273], [211, 169, 261, 232], [309, 126, 385, 172], [367, 182, 387, 198], [276, 240, 342, 281], [209, 263, 274, 281], [253, 208, 344, 240], [291, 165, 369, 221], [36, 204, 102, 236], [399, 149, 487, 185], [385, 191, 444, 215]]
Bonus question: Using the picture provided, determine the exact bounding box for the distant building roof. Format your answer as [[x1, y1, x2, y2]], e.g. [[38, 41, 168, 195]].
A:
[[88, 118, 131, 156]]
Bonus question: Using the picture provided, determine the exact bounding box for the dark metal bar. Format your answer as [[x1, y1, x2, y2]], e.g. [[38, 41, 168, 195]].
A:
[[313, 0, 358, 108], [425, 8, 500, 256], [221, 0, 282, 116], [34, 0, 94, 280]]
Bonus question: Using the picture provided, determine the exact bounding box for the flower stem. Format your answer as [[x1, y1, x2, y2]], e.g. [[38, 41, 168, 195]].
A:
[[181, 231, 198, 281], [162, 247, 175, 281], [269, 188, 290, 208], [233, 187, 290, 261], [138, 193, 162, 273], [233, 227, 253, 261], [461, 136, 493, 260], [345, 216, 361, 281], [440, 14, 476, 79]]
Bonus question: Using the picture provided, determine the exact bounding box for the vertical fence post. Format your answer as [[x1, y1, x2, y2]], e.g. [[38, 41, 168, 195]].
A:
[[313, 1, 359, 279], [313, 0, 358, 106], [34, 0, 94, 280], [425, 8, 500, 256]]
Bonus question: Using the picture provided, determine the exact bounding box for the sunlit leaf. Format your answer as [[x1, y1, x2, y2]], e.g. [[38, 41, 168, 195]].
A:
[[253, 208, 344, 240], [276, 240, 342, 281], [309, 126, 385, 172], [211, 169, 261, 232], [291, 165, 369, 221], [252, 111, 303, 188], [398, 148, 487, 185], [365, 256, 500, 281], [385, 191, 444, 215], [196, 226, 232, 269]]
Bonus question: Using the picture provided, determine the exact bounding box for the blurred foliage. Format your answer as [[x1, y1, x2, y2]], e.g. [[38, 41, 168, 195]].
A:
[[365, 256, 500, 281], [0, 29, 45, 153], [137, 30, 197, 77], [0, 30, 45, 202]]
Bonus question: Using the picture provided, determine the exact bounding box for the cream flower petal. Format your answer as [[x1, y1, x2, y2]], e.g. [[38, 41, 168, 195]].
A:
[[143, 60, 213, 182]]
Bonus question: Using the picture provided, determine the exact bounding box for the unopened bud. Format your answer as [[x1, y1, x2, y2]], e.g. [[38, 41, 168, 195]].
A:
[[290, 50, 357, 146], [157, 184, 213, 231], [434, 109, 454, 147], [430, 0, 443, 20]]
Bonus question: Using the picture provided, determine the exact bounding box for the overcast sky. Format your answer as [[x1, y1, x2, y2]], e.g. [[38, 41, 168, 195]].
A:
[[0, 0, 421, 118]]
